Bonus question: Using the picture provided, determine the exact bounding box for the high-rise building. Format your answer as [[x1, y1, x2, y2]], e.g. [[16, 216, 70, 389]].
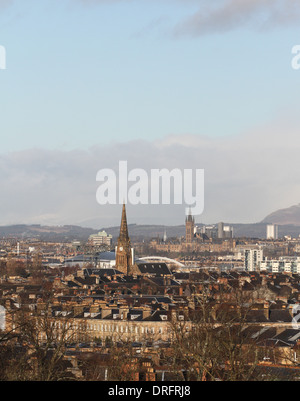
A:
[[200, 225, 218, 239], [244, 247, 264, 271], [217, 222, 233, 239], [266, 224, 278, 240], [218, 222, 224, 239], [115, 204, 134, 275]]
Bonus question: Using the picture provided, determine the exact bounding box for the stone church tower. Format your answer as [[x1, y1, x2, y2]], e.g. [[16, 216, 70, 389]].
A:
[[185, 209, 195, 244], [115, 203, 133, 275]]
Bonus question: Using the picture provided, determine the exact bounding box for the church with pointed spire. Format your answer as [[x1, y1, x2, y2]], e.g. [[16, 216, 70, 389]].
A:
[[115, 203, 134, 275]]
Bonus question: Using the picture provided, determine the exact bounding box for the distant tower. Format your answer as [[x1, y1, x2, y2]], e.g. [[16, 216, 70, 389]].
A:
[[266, 224, 278, 240], [163, 229, 167, 243], [218, 222, 224, 239], [115, 203, 133, 275], [185, 209, 195, 244]]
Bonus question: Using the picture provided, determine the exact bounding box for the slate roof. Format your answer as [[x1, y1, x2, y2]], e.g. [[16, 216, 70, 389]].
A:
[[84, 268, 123, 277], [269, 329, 300, 346], [136, 262, 171, 276], [241, 325, 277, 342], [245, 310, 269, 323], [269, 309, 292, 323], [75, 277, 99, 286], [145, 277, 180, 287], [144, 310, 169, 321], [66, 281, 81, 288], [127, 309, 144, 321]]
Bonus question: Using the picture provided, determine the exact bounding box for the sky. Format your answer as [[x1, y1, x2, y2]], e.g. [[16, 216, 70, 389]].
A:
[[1, 0, 300, 228]]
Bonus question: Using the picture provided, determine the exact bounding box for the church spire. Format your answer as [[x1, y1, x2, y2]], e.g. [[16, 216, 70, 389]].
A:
[[119, 203, 130, 242], [115, 203, 133, 275]]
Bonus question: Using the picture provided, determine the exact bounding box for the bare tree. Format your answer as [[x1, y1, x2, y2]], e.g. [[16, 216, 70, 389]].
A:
[[166, 287, 263, 381], [3, 296, 87, 381]]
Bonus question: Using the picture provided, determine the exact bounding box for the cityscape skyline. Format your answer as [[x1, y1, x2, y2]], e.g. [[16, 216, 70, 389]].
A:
[[3, 0, 300, 384]]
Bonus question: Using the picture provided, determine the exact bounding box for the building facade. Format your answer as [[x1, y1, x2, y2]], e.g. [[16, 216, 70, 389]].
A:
[[244, 247, 264, 271], [266, 224, 278, 240], [88, 231, 112, 247]]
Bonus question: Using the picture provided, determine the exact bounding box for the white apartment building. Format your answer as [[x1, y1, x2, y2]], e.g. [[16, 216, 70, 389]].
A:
[[243, 247, 264, 271], [266, 224, 278, 240], [259, 256, 300, 274], [88, 230, 112, 246]]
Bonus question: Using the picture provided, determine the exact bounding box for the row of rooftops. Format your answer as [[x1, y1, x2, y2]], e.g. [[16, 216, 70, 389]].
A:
[[4, 267, 300, 324]]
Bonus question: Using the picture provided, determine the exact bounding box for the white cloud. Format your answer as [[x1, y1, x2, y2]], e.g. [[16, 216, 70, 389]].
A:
[[174, 0, 300, 37], [0, 112, 298, 227], [1, 0, 298, 37], [74, 0, 300, 36]]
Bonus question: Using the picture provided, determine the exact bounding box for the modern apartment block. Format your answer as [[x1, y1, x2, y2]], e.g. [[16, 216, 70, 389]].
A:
[[259, 256, 300, 274], [199, 222, 233, 240], [266, 224, 278, 240], [244, 247, 264, 271]]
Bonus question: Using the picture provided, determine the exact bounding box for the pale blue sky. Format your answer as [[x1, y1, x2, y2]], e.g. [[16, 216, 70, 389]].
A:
[[0, 0, 299, 152], [1, 0, 300, 226]]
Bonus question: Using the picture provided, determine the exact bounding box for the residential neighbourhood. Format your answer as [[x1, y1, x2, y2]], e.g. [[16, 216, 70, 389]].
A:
[[2, 208, 300, 380]]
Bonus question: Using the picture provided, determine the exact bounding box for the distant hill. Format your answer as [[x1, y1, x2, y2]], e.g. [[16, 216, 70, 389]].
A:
[[261, 204, 300, 226], [102, 224, 186, 241], [0, 224, 97, 242], [1, 211, 300, 242], [0, 223, 187, 242], [231, 223, 300, 238]]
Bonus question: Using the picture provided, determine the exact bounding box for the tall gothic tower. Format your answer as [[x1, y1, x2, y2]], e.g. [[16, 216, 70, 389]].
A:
[[185, 209, 195, 244], [115, 203, 133, 275]]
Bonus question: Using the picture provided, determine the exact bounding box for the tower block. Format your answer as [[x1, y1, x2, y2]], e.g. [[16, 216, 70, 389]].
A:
[[115, 203, 134, 275]]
